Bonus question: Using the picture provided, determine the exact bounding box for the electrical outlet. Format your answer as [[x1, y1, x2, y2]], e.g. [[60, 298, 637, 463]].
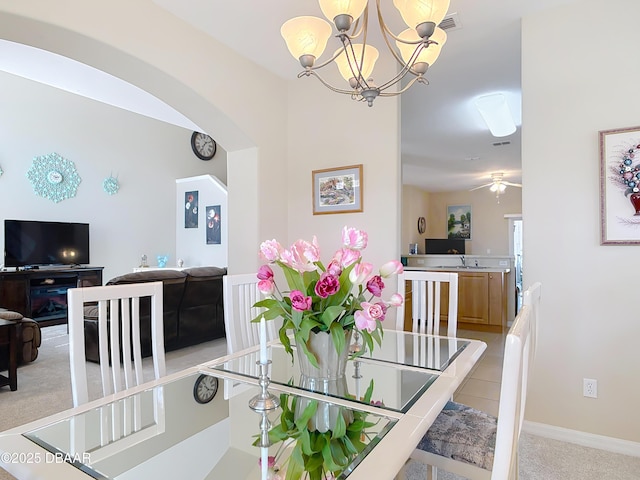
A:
[[583, 378, 597, 398]]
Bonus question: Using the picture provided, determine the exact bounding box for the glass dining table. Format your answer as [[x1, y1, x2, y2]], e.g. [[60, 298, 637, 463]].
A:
[[0, 329, 486, 480]]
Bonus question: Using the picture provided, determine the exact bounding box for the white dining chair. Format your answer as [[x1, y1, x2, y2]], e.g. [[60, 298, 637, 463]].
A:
[[223, 273, 279, 354], [398, 300, 536, 480], [68, 282, 166, 407], [396, 270, 459, 338]]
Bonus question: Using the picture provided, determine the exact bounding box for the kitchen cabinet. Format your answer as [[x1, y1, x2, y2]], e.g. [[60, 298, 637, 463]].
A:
[[403, 268, 510, 333]]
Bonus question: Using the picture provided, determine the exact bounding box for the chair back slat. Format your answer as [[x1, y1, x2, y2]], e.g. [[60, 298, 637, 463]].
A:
[[223, 273, 278, 355], [492, 303, 534, 480], [397, 271, 459, 337], [68, 282, 166, 407]]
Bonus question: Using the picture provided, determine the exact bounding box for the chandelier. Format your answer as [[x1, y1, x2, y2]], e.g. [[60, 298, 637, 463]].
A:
[[280, 0, 450, 107]]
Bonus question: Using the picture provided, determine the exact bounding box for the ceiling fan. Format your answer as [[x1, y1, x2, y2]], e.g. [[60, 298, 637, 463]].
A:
[[470, 172, 522, 202]]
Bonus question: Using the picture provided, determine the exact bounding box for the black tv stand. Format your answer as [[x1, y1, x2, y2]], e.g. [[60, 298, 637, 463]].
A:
[[0, 267, 103, 327]]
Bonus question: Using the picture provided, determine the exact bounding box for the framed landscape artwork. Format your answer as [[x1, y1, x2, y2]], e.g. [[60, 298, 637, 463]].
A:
[[312, 164, 363, 215], [447, 204, 472, 240], [600, 126, 640, 245]]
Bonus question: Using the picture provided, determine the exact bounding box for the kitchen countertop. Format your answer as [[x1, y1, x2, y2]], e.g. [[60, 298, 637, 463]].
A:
[[404, 266, 511, 274]]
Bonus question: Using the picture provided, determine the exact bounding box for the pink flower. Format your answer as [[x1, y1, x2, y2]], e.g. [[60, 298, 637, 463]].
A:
[[380, 260, 403, 278], [332, 247, 360, 268], [362, 301, 386, 321], [290, 290, 312, 311], [257, 264, 274, 280], [314, 272, 340, 298], [388, 293, 404, 307], [342, 226, 368, 250], [326, 260, 343, 276], [349, 262, 373, 285], [354, 310, 376, 332], [260, 240, 283, 262], [366, 275, 385, 297], [281, 237, 320, 273], [257, 279, 275, 295]]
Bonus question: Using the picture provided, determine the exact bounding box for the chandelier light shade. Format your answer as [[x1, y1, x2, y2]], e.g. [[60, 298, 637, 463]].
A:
[[280, 0, 451, 106], [281, 16, 332, 62], [393, 0, 451, 29], [319, 0, 368, 23], [334, 44, 379, 84], [396, 27, 446, 70], [474, 93, 517, 137]]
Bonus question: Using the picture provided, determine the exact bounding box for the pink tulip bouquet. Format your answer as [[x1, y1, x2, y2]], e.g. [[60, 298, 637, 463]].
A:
[[254, 226, 404, 366]]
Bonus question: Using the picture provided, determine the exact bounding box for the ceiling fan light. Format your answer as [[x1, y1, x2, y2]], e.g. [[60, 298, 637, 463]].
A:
[[319, 0, 368, 25], [281, 16, 332, 62], [490, 183, 507, 192], [334, 44, 379, 83], [474, 93, 517, 137], [393, 0, 450, 30]]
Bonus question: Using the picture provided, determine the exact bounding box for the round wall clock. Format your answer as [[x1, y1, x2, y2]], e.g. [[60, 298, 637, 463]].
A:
[[417, 216, 426, 234], [191, 131, 217, 160], [193, 374, 218, 404]]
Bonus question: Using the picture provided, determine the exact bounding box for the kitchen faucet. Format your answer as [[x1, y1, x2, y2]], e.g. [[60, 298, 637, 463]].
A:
[[460, 255, 465, 267]]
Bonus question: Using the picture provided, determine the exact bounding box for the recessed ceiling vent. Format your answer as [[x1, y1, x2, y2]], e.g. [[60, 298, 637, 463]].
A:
[[439, 13, 462, 31], [492, 141, 511, 147]]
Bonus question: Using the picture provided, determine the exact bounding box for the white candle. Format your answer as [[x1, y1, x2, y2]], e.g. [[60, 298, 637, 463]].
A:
[[261, 446, 268, 480], [259, 315, 268, 364]]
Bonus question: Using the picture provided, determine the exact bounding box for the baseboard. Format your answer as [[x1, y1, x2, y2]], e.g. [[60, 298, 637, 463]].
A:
[[523, 420, 640, 458]]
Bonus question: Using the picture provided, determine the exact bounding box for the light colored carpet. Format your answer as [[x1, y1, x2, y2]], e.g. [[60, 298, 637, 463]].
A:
[[2, 326, 640, 479]]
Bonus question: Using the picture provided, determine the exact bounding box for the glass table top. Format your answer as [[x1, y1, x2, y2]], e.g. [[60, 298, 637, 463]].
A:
[[24, 372, 396, 480], [208, 331, 469, 414]]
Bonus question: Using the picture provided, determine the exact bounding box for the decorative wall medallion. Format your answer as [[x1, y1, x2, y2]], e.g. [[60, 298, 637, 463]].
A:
[[27, 153, 81, 203], [103, 176, 120, 195]]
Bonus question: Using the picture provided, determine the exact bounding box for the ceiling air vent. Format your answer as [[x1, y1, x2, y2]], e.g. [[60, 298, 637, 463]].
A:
[[492, 141, 512, 147], [439, 12, 462, 31]]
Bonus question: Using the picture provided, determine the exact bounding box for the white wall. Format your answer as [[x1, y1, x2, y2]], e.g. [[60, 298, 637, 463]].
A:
[[285, 72, 402, 319], [0, 0, 290, 277], [401, 186, 522, 256], [0, 71, 227, 282], [523, 0, 640, 443], [175, 175, 228, 268]]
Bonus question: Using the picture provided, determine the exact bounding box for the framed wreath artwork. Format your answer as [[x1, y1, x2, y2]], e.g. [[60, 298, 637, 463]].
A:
[[600, 126, 640, 245]]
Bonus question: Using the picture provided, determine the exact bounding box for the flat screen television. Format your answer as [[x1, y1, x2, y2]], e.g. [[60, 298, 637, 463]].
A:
[[4, 220, 90, 267]]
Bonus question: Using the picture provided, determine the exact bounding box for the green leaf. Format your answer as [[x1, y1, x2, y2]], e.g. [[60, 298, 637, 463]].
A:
[[281, 263, 306, 292], [330, 408, 347, 439], [294, 398, 318, 432], [330, 323, 346, 358], [363, 379, 375, 404], [294, 330, 319, 368], [285, 442, 305, 480], [320, 305, 344, 329]]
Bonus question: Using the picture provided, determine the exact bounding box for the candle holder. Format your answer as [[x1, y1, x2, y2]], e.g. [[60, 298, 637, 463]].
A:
[[249, 360, 280, 412]]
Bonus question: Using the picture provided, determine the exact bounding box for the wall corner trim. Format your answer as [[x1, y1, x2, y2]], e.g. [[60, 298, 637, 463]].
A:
[[523, 421, 640, 458]]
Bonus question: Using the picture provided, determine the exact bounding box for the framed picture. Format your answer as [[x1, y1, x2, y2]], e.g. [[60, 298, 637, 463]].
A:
[[312, 164, 363, 215], [600, 126, 640, 245], [184, 191, 198, 228], [206, 205, 221, 245], [447, 204, 472, 240]]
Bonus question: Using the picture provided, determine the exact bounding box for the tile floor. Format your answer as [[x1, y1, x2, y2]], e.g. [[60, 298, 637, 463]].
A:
[[452, 328, 507, 417]]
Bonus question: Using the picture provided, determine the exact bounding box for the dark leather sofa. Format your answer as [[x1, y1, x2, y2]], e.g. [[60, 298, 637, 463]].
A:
[[83, 266, 226, 362], [0, 308, 41, 370]]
